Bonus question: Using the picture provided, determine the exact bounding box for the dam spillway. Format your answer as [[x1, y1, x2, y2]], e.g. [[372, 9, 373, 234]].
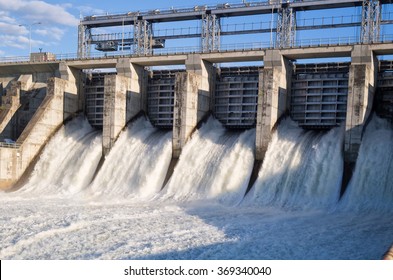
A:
[[0, 0, 392, 197], [0, 0, 393, 261]]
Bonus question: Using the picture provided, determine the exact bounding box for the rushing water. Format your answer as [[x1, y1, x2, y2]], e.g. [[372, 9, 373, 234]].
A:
[[245, 119, 343, 211], [90, 117, 172, 200], [161, 117, 255, 206], [15, 116, 102, 197], [339, 115, 393, 213], [0, 115, 392, 260]]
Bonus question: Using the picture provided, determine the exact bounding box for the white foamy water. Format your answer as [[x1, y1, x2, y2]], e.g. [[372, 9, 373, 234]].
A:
[[14, 116, 102, 197], [161, 117, 255, 206], [0, 115, 392, 260], [246, 119, 344, 210], [339, 115, 393, 213], [90, 117, 172, 200]]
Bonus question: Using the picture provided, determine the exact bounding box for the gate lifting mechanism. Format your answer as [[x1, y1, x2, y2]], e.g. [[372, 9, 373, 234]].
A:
[[77, 0, 384, 58]]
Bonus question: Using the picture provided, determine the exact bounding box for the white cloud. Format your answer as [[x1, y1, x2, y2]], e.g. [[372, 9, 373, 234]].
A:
[[0, 0, 78, 55], [60, 3, 73, 9], [35, 27, 65, 41], [0, 0, 79, 26], [0, 22, 26, 35], [77, 5, 106, 17], [0, 11, 16, 24], [0, 35, 30, 49]]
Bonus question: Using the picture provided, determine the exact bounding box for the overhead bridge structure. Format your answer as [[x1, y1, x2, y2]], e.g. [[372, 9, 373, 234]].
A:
[[78, 0, 391, 56], [1, 0, 393, 189]]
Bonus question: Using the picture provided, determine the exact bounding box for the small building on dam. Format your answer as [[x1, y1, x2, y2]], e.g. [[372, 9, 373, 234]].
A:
[[0, 0, 393, 190]]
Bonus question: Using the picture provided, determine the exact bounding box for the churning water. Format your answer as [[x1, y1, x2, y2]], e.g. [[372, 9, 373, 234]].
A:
[[90, 117, 172, 200], [15, 116, 102, 197], [245, 119, 344, 210], [1, 114, 392, 260], [339, 115, 393, 213], [161, 117, 255, 206]]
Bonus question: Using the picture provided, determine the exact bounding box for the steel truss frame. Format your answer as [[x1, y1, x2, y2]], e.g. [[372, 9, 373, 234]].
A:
[[361, 0, 381, 43]]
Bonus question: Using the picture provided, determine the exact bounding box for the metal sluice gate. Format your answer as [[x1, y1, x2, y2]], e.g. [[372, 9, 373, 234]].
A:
[[291, 63, 350, 128]]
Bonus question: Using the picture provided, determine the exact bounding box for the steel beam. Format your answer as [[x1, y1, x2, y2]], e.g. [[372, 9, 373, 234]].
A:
[[361, 0, 381, 43], [201, 14, 221, 52], [276, 6, 296, 48], [133, 19, 153, 56], [78, 23, 91, 58]]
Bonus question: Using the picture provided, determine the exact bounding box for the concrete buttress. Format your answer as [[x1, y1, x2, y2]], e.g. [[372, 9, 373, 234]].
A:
[[345, 45, 377, 164], [0, 77, 74, 190], [255, 50, 291, 160], [0, 81, 21, 134], [102, 58, 145, 156], [172, 54, 214, 158]]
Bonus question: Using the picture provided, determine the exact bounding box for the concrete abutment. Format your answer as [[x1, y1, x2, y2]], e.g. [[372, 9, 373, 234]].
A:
[[0, 77, 79, 190]]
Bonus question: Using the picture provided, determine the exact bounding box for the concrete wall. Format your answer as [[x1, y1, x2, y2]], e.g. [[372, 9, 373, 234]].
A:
[[0, 77, 77, 189], [0, 81, 21, 135], [0, 76, 18, 90], [125, 62, 146, 120], [0, 147, 20, 189], [255, 50, 291, 160], [17, 74, 32, 91], [344, 45, 377, 163]]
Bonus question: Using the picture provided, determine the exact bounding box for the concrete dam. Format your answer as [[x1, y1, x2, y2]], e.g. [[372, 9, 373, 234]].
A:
[[0, 0, 392, 211]]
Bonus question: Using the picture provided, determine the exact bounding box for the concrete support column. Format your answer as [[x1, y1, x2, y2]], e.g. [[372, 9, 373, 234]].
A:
[[172, 54, 214, 158], [173, 72, 200, 158], [345, 45, 377, 164], [102, 75, 128, 156], [58, 62, 80, 119], [17, 74, 32, 91], [117, 58, 146, 118], [255, 50, 291, 160], [59, 62, 78, 94], [102, 58, 145, 156]]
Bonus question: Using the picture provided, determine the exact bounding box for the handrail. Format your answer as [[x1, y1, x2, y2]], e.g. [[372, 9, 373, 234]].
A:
[[81, 0, 356, 22], [1, 35, 393, 64], [0, 142, 21, 149]]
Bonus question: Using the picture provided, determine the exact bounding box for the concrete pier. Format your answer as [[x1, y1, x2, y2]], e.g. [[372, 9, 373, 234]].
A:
[[102, 59, 145, 156], [255, 50, 291, 160], [344, 45, 377, 164], [17, 74, 33, 91], [102, 75, 128, 156], [172, 54, 214, 158]]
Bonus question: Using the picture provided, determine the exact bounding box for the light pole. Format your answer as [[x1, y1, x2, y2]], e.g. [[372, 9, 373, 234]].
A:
[[19, 22, 41, 54]]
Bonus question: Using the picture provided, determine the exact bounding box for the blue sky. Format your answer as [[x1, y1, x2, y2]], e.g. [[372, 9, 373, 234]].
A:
[[0, 0, 229, 57], [1, 0, 392, 58]]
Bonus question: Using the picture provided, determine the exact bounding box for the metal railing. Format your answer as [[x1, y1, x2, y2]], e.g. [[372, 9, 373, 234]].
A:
[[1, 35, 393, 64], [0, 142, 21, 149], [82, 1, 356, 22]]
